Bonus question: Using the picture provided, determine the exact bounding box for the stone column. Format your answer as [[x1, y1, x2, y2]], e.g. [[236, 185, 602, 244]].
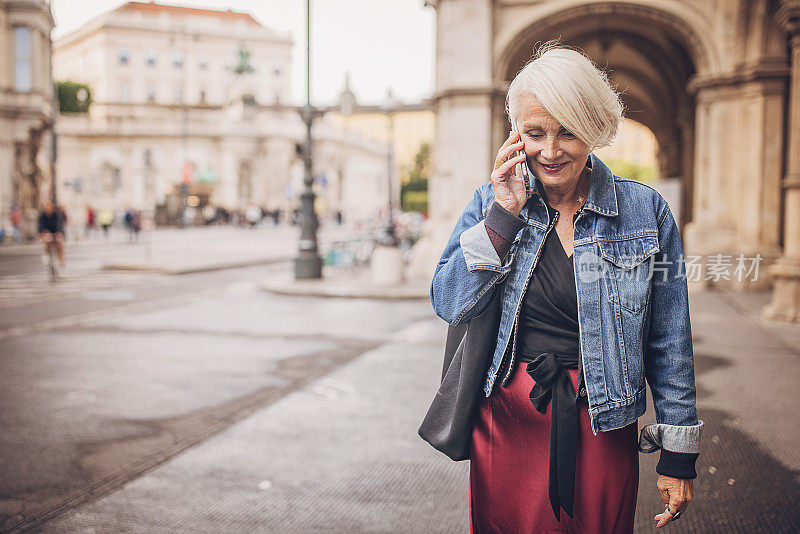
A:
[[408, 0, 496, 282], [682, 84, 739, 291], [684, 70, 787, 292], [218, 143, 239, 209], [678, 105, 695, 231], [764, 7, 800, 322], [428, 0, 494, 221]]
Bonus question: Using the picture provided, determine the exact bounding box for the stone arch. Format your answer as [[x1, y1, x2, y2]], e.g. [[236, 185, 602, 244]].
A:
[[494, 2, 720, 82], [492, 2, 719, 228]]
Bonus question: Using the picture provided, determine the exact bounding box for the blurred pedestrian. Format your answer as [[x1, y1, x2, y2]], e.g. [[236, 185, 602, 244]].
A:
[[203, 204, 216, 226], [245, 204, 261, 228], [98, 208, 113, 238], [215, 206, 229, 225], [38, 200, 65, 267], [130, 210, 141, 242], [10, 205, 22, 243], [57, 205, 69, 241], [428, 44, 702, 533], [124, 210, 131, 240], [85, 206, 96, 237]]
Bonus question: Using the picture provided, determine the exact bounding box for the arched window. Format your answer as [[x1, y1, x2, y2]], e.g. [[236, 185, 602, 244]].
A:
[[14, 27, 32, 92]]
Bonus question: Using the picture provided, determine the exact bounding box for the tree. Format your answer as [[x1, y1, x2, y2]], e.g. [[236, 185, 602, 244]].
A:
[[401, 142, 430, 213], [604, 158, 657, 183], [56, 81, 92, 113]]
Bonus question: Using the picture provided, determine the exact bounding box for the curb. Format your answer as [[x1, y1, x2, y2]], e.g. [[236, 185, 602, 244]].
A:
[[261, 275, 429, 300], [103, 256, 292, 275]]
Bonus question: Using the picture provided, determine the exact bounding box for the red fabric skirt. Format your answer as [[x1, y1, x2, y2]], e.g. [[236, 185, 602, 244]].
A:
[[469, 363, 639, 534]]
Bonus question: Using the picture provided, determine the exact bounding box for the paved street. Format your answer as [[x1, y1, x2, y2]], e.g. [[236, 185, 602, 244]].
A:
[[1, 228, 800, 533], [0, 225, 362, 332]]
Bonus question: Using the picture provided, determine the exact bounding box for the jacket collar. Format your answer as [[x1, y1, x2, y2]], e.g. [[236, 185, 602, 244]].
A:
[[527, 152, 619, 217]]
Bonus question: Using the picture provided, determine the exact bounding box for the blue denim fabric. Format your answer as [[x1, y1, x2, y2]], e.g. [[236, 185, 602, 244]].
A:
[[430, 153, 703, 454]]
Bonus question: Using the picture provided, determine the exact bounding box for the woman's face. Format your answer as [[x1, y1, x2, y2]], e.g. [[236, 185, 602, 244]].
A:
[[515, 96, 591, 189]]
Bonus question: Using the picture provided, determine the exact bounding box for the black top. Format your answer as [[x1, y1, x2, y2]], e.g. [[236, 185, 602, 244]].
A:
[[38, 211, 64, 234], [517, 203, 580, 361], [516, 202, 584, 520]]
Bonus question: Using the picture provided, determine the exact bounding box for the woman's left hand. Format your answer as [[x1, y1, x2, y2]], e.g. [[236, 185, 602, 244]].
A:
[[654, 475, 693, 528]]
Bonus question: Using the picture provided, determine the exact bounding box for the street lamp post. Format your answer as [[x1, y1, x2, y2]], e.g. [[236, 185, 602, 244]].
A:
[[386, 111, 397, 245], [294, 0, 322, 279], [50, 82, 58, 206], [179, 105, 189, 228], [382, 90, 398, 246], [369, 90, 404, 286]]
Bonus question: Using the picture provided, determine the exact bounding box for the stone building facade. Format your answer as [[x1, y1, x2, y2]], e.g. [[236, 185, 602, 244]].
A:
[[425, 0, 800, 323], [52, 2, 388, 226], [326, 77, 436, 212], [0, 0, 53, 237]]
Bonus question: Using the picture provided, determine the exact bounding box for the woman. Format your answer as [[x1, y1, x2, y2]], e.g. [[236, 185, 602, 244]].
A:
[[430, 44, 703, 533]]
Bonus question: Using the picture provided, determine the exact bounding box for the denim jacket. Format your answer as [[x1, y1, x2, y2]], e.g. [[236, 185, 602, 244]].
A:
[[430, 154, 703, 467]]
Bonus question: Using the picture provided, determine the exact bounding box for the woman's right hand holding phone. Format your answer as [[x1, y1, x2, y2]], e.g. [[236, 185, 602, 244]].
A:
[[491, 130, 529, 217]]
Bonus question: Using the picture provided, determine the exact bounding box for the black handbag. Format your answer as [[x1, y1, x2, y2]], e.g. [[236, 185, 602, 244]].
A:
[[418, 282, 504, 461]]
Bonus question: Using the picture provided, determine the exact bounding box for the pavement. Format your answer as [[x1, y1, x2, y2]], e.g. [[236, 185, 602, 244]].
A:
[[1, 228, 800, 533], [0, 225, 427, 334], [0, 224, 375, 276], [97, 227, 295, 275], [34, 301, 463, 534], [262, 269, 429, 300]]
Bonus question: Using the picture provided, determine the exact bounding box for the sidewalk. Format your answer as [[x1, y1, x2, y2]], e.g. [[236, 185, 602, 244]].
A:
[[262, 267, 429, 299], [36, 287, 800, 533], [98, 226, 390, 275], [0, 225, 362, 276], [40, 316, 465, 534], [0, 227, 130, 251], [99, 227, 297, 274]]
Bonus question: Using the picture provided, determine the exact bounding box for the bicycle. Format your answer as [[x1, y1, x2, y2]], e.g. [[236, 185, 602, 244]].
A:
[[40, 232, 62, 284]]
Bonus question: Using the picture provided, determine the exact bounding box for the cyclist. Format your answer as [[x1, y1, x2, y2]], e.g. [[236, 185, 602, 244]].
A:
[[38, 200, 66, 268]]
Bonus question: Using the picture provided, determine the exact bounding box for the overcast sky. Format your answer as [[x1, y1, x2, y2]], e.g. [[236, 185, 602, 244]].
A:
[[51, 0, 436, 105]]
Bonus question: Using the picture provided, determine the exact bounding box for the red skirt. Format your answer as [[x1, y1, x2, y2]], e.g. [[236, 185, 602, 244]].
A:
[[469, 363, 639, 534]]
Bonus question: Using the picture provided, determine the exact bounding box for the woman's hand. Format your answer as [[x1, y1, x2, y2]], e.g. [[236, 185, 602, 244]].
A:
[[491, 130, 529, 217], [654, 475, 693, 528]]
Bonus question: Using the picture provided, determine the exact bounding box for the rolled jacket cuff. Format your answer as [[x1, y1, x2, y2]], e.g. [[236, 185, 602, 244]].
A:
[[486, 225, 513, 261], [638, 420, 704, 454], [460, 220, 515, 273], [460, 201, 523, 273], [484, 200, 526, 242], [657, 449, 699, 479]]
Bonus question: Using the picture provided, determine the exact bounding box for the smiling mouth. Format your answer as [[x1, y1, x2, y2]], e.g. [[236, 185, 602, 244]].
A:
[[540, 162, 568, 172]]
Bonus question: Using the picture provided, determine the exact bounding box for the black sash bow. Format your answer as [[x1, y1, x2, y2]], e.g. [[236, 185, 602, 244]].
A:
[[525, 351, 579, 521]]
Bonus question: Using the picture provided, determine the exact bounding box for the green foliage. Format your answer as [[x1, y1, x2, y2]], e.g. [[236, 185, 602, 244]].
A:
[[56, 81, 92, 113], [402, 191, 428, 213], [401, 142, 430, 213], [603, 159, 657, 183], [403, 142, 430, 185]]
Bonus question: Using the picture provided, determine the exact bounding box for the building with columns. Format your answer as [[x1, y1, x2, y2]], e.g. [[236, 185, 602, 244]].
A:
[[325, 76, 436, 212], [424, 0, 800, 323], [0, 0, 54, 237], [52, 2, 388, 226]]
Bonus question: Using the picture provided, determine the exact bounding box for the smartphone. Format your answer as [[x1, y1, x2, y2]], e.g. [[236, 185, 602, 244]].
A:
[[510, 120, 532, 199]]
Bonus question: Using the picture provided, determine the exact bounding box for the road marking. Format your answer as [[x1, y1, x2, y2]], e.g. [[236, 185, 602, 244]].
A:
[[0, 283, 233, 340], [0, 270, 168, 308]]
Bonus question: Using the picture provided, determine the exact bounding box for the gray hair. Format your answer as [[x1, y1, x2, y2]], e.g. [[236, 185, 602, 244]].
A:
[[506, 42, 624, 150]]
